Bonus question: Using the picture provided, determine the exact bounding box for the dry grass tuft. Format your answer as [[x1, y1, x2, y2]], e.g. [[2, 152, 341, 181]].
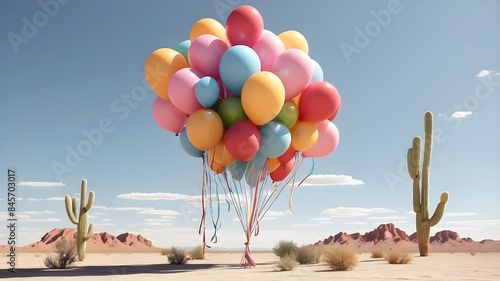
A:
[[189, 245, 205, 260], [276, 254, 299, 271], [385, 251, 413, 264], [43, 240, 77, 269], [323, 246, 359, 271], [371, 250, 385, 258]]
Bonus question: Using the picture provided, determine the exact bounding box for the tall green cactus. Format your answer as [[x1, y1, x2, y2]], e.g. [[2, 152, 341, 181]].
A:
[[407, 111, 448, 256], [65, 179, 95, 261]]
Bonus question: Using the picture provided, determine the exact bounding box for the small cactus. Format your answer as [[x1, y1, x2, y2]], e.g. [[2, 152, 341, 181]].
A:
[[407, 112, 448, 256], [64, 179, 94, 261]]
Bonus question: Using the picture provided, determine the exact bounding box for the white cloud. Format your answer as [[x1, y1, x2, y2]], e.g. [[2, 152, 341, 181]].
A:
[[368, 216, 407, 220], [476, 70, 490, 77], [24, 218, 62, 222], [345, 222, 367, 225], [93, 205, 153, 211], [46, 197, 64, 201], [26, 198, 43, 201], [265, 211, 289, 217], [322, 207, 396, 217], [138, 209, 180, 216], [444, 212, 478, 217], [298, 174, 364, 186], [291, 224, 317, 227], [101, 218, 111, 222], [451, 111, 472, 119], [18, 182, 65, 187], [117, 192, 199, 201], [442, 219, 500, 225], [18, 211, 55, 215], [311, 217, 331, 222]]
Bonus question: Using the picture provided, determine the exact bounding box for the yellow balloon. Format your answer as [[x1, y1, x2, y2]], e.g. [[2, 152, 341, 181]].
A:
[[278, 30, 309, 54], [208, 138, 235, 174], [145, 48, 188, 101], [290, 121, 318, 152], [186, 109, 223, 151], [268, 157, 280, 173], [241, 71, 285, 126], [190, 18, 228, 43]]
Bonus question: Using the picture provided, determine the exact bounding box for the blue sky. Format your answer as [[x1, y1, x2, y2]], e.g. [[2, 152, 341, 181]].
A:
[[1, 0, 499, 250]]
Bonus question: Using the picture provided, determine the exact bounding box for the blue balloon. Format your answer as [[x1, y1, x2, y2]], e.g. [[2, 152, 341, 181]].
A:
[[310, 59, 324, 83], [176, 40, 190, 62], [195, 76, 220, 108], [227, 160, 247, 181], [245, 152, 267, 187], [179, 127, 204, 158], [219, 45, 261, 96], [258, 121, 291, 158]]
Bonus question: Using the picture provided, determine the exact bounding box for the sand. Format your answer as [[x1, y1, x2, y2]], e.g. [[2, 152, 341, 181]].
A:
[[2, 251, 500, 280]]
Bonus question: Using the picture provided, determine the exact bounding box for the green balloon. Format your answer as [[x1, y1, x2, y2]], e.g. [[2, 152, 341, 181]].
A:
[[274, 101, 298, 129], [217, 97, 248, 129], [210, 97, 223, 112]]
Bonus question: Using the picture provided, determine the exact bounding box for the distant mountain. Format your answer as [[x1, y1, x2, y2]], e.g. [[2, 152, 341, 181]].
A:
[[20, 228, 157, 252], [313, 223, 500, 252]]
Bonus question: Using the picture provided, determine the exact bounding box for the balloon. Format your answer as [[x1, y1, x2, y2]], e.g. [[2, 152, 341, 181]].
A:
[[225, 121, 260, 162], [151, 97, 187, 134], [278, 30, 309, 54], [186, 109, 223, 151], [176, 40, 190, 62], [195, 76, 220, 108], [217, 96, 248, 129], [258, 121, 291, 158], [208, 138, 235, 173], [179, 127, 204, 158], [299, 81, 341, 123], [273, 100, 298, 129], [270, 156, 295, 182], [268, 157, 281, 173], [227, 160, 247, 180], [145, 48, 188, 101], [245, 153, 267, 187], [241, 71, 285, 126], [310, 59, 324, 83], [188, 34, 228, 79], [277, 145, 296, 164], [168, 68, 204, 115], [226, 5, 264, 46], [290, 120, 318, 152], [303, 121, 340, 158], [190, 18, 227, 43], [252, 30, 285, 71], [328, 95, 342, 121], [271, 49, 313, 100], [219, 45, 261, 96]]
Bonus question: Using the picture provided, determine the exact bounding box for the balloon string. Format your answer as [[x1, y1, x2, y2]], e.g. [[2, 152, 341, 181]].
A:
[[288, 174, 296, 213], [198, 156, 207, 253], [298, 156, 314, 186]]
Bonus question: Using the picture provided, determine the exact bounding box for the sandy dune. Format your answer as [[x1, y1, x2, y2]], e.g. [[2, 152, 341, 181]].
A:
[[2, 251, 499, 280]]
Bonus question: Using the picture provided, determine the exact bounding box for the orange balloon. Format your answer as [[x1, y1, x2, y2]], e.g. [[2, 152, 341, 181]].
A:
[[268, 157, 281, 173], [208, 138, 236, 173], [290, 120, 318, 152], [190, 18, 228, 43], [186, 109, 223, 151], [145, 48, 188, 101], [278, 30, 309, 54]]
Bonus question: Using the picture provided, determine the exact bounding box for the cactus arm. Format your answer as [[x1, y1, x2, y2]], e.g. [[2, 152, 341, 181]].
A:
[[84, 191, 95, 212], [72, 197, 77, 216], [64, 195, 79, 225], [407, 137, 421, 213], [412, 180, 421, 213], [83, 223, 93, 241], [421, 112, 433, 219], [429, 192, 449, 227]]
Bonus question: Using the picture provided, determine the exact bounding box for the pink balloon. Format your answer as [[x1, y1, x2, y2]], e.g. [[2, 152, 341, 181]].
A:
[[225, 121, 261, 161], [188, 34, 228, 79], [152, 97, 187, 134], [252, 30, 285, 71], [271, 49, 313, 100], [302, 121, 339, 158], [226, 5, 264, 46], [168, 68, 204, 115], [270, 156, 295, 182], [299, 81, 341, 123]]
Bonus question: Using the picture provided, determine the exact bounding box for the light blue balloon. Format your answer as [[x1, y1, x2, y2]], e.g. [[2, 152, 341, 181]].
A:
[[258, 121, 291, 158], [176, 40, 190, 62], [310, 59, 324, 83], [227, 160, 247, 181], [219, 45, 261, 96], [195, 76, 220, 108], [245, 153, 267, 187], [179, 127, 204, 158]]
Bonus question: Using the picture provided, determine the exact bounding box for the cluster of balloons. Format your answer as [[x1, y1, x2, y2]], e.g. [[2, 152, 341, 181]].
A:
[[146, 5, 341, 184]]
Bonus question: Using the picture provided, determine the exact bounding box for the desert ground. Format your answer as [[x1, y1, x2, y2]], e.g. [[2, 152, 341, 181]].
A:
[[1, 251, 499, 280]]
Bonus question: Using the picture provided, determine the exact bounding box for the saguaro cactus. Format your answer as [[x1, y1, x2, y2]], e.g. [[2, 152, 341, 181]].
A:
[[407, 111, 448, 256], [65, 179, 95, 261]]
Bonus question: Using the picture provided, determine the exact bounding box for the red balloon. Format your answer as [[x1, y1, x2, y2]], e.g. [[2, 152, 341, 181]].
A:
[[328, 95, 342, 121], [277, 145, 296, 164], [270, 157, 295, 182], [299, 81, 340, 123], [226, 5, 264, 47], [225, 121, 261, 161]]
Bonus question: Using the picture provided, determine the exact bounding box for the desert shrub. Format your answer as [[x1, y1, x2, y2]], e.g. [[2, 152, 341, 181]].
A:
[[276, 254, 299, 271], [43, 240, 77, 269], [323, 246, 359, 271], [167, 247, 189, 265], [160, 248, 171, 256], [296, 245, 320, 264], [470, 252, 476, 256], [371, 250, 385, 258], [189, 245, 205, 260], [273, 240, 298, 258], [385, 251, 412, 264]]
